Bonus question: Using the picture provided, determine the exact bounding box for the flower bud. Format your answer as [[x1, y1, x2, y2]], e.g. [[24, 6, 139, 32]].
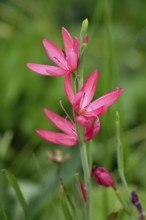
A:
[[83, 34, 88, 44], [131, 191, 144, 219], [92, 166, 115, 188], [80, 181, 87, 203]]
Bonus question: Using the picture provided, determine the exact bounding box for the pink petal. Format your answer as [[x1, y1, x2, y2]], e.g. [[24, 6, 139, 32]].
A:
[[76, 115, 93, 128], [73, 37, 79, 59], [87, 88, 124, 116], [84, 105, 105, 118], [62, 27, 73, 56], [81, 70, 99, 108], [66, 49, 78, 71], [73, 91, 84, 113], [85, 119, 100, 142], [36, 130, 77, 146], [64, 74, 75, 104], [26, 63, 66, 76], [46, 67, 67, 76], [44, 108, 76, 136], [42, 40, 68, 70]]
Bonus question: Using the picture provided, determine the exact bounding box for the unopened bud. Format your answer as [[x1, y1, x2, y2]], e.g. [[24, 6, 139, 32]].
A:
[[80, 181, 87, 203], [131, 191, 144, 219], [83, 34, 88, 44], [92, 166, 116, 189]]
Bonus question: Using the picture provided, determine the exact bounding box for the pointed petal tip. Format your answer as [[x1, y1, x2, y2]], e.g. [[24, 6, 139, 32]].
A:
[[93, 69, 99, 77], [42, 39, 52, 48], [42, 39, 47, 44], [61, 27, 67, 32], [26, 63, 33, 68], [43, 108, 49, 116], [42, 39, 49, 48], [43, 107, 47, 112], [116, 87, 124, 95], [36, 130, 42, 136]]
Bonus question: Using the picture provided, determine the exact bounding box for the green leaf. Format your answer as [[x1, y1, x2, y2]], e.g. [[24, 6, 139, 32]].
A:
[[2, 208, 9, 220], [59, 181, 75, 220], [2, 169, 31, 220]]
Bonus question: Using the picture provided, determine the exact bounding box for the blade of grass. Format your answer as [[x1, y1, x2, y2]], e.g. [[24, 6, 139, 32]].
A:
[[2, 169, 31, 220]]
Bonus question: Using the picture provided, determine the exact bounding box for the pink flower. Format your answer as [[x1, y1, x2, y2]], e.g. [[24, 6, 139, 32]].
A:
[[92, 166, 115, 188], [64, 69, 123, 127], [27, 28, 79, 76], [36, 108, 100, 147]]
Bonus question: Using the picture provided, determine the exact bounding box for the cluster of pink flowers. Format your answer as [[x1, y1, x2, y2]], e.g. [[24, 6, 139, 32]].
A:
[[27, 27, 123, 147]]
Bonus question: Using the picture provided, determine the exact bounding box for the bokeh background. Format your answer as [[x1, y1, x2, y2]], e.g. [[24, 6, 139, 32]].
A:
[[0, 0, 146, 219]]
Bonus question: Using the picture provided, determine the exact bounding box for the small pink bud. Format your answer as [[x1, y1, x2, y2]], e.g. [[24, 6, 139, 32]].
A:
[[83, 34, 88, 44], [80, 181, 87, 203], [92, 166, 115, 188]]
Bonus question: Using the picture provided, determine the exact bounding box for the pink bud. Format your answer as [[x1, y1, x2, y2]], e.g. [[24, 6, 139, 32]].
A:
[[80, 181, 87, 203], [92, 166, 115, 188], [83, 34, 88, 44]]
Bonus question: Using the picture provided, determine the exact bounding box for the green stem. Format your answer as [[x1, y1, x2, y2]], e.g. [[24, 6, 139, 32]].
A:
[[74, 19, 92, 220], [76, 123, 92, 220], [115, 112, 134, 220], [79, 143, 92, 220], [114, 188, 131, 216]]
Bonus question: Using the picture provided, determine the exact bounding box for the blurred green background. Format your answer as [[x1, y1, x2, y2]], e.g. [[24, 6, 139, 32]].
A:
[[0, 0, 146, 219]]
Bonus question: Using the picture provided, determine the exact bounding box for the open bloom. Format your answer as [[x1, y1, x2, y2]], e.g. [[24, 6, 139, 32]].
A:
[[65, 69, 123, 127], [36, 108, 100, 147], [92, 166, 115, 188], [27, 28, 79, 76]]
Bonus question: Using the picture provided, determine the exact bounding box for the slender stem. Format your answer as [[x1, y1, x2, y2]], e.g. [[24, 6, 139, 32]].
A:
[[75, 122, 92, 220], [115, 112, 134, 220], [86, 140, 92, 171], [79, 142, 92, 220], [73, 19, 92, 220], [114, 188, 131, 216]]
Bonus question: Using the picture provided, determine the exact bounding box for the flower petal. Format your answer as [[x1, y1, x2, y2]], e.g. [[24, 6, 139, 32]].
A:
[[87, 88, 124, 116], [73, 37, 79, 58], [84, 105, 105, 118], [66, 49, 78, 72], [62, 27, 73, 56], [36, 130, 77, 146], [64, 74, 75, 104], [44, 108, 76, 136], [46, 66, 67, 76], [73, 91, 84, 113], [76, 115, 93, 128], [85, 119, 100, 142], [27, 63, 67, 76], [81, 70, 99, 108], [42, 39, 68, 69]]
